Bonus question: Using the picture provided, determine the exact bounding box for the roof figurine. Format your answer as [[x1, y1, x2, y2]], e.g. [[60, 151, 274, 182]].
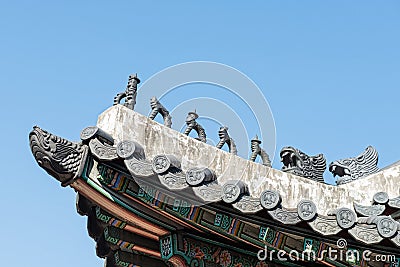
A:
[[249, 135, 271, 167], [216, 126, 237, 155], [183, 110, 206, 143], [280, 146, 326, 183], [329, 146, 379, 185], [149, 96, 172, 128], [113, 73, 140, 110]]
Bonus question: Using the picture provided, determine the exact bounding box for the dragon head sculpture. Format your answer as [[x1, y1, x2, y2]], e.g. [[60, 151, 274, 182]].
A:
[[329, 146, 379, 185], [280, 146, 326, 183], [29, 126, 88, 186]]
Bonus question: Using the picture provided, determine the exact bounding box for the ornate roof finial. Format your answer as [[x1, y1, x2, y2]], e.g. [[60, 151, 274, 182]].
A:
[[149, 96, 172, 128], [280, 146, 326, 183], [250, 135, 271, 167], [183, 110, 206, 143], [329, 146, 379, 185], [216, 126, 237, 155], [113, 73, 141, 110]]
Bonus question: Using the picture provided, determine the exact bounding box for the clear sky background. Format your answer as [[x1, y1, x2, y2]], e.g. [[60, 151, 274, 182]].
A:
[[1, 1, 399, 266]]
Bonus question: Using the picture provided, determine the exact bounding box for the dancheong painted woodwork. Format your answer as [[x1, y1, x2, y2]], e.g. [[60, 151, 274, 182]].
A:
[[30, 74, 400, 267]]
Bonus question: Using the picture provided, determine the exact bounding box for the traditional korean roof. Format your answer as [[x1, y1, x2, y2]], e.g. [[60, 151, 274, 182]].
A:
[[30, 90, 400, 267]]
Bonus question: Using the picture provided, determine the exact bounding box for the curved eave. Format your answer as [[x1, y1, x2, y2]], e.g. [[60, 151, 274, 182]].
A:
[[98, 105, 400, 216], [29, 104, 400, 267]]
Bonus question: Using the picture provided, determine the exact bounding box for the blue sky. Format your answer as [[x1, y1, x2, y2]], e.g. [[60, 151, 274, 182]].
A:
[[1, 1, 399, 266]]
